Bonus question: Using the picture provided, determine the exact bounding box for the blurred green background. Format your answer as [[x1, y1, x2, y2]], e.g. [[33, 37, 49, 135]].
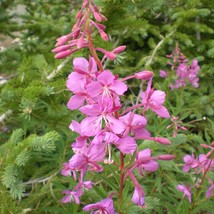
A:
[[0, 0, 213, 213]]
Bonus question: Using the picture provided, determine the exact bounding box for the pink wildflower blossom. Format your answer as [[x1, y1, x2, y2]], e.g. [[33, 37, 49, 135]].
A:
[[83, 198, 117, 214], [80, 97, 125, 136], [61, 189, 82, 204], [206, 179, 214, 198], [141, 78, 170, 118], [119, 112, 150, 139], [183, 154, 199, 172], [132, 185, 145, 207], [133, 149, 159, 176], [177, 184, 192, 203], [86, 70, 127, 98]]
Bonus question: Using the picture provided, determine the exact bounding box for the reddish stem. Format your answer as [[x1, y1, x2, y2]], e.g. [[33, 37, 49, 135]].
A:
[[119, 151, 125, 213], [189, 160, 213, 214]]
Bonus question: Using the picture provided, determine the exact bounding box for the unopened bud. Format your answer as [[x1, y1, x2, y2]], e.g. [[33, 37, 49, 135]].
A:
[[52, 44, 71, 53], [113, 46, 126, 54], [158, 155, 175, 160], [154, 137, 171, 145], [135, 71, 153, 80], [99, 30, 109, 41], [55, 50, 73, 59], [56, 35, 69, 47], [94, 12, 102, 22], [76, 10, 82, 19], [104, 51, 116, 60], [201, 144, 210, 149]]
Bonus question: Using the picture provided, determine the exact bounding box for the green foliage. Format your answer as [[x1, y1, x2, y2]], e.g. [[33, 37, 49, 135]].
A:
[[0, 0, 213, 213]]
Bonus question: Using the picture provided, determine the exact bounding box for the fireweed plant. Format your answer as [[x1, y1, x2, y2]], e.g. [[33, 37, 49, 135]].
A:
[[177, 142, 214, 211], [159, 43, 200, 89], [52, 0, 212, 213]]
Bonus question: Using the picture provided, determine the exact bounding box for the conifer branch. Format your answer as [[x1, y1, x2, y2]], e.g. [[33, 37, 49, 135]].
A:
[[46, 55, 72, 80], [146, 30, 176, 66]]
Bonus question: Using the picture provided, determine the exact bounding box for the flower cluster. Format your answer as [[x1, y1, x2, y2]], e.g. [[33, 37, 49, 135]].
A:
[[61, 57, 174, 212], [160, 44, 200, 89], [53, 0, 174, 213], [177, 142, 214, 203]]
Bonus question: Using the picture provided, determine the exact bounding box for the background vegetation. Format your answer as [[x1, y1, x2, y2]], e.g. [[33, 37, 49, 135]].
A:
[[0, 0, 213, 213]]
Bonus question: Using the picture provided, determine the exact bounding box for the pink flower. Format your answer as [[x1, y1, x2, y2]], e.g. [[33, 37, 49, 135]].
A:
[[198, 154, 214, 173], [132, 185, 145, 207], [80, 98, 125, 136], [206, 179, 214, 198], [86, 70, 127, 98], [141, 78, 170, 118], [114, 136, 137, 155], [61, 189, 82, 204], [177, 184, 192, 203], [183, 154, 198, 172], [69, 143, 106, 174], [133, 149, 159, 175], [119, 112, 150, 139], [83, 198, 117, 214]]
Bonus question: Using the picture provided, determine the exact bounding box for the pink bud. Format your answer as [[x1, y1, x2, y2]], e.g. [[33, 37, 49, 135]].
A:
[[52, 44, 71, 53], [55, 49, 73, 59], [201, 144, 210, 149], [100, 14, 107, 21], [211, 142, 214, 147], [99, 30, 109, 41], [94, 12, 102, 22], [76, 35, 84, 49], [76, 10, 82, 19], [113, 46, 126, 54], [55, 35, 69, 47], [104, 51, 116, 60], [154, 137, 171, 145], [135, 71, 153, 80], [158, 155, 175, 160], [159, 70, 168, 78]]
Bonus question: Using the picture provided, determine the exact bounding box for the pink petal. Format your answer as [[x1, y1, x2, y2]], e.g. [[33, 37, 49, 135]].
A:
[[143, 160, 159, 172], [152, 106, 170, 118], [109, 80, 128, 95], [73, 57, 89, 74], [138, 149, 151, 160], [67, 95, 85, 110], [67, 72, 85, 92], [87, 143, 106, 161], [115, 136, 137, 154], [134, 128, 151, 139], [97, 70, 115, 85], [81, 116, 102, 136], [150, 90, 166, 106], [79, 104, 100, 116], [86, 81, 103, 97], [106, 115, 125, 134]]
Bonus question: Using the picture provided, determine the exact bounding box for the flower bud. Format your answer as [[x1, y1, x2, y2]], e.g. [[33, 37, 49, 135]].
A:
[[154, 137, 171, 145], [158, 155, 175, 160], [94, 12, 102, 22], [113, 46, 126, 54], [135, 71, 153, 80], [52, 44, 71, 53], [55, 35, 69, 47], [55, 50, 73, 59], [99, 30, 109, 41], [159, 70, 168, 78], [104, 51, 116, 60]]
